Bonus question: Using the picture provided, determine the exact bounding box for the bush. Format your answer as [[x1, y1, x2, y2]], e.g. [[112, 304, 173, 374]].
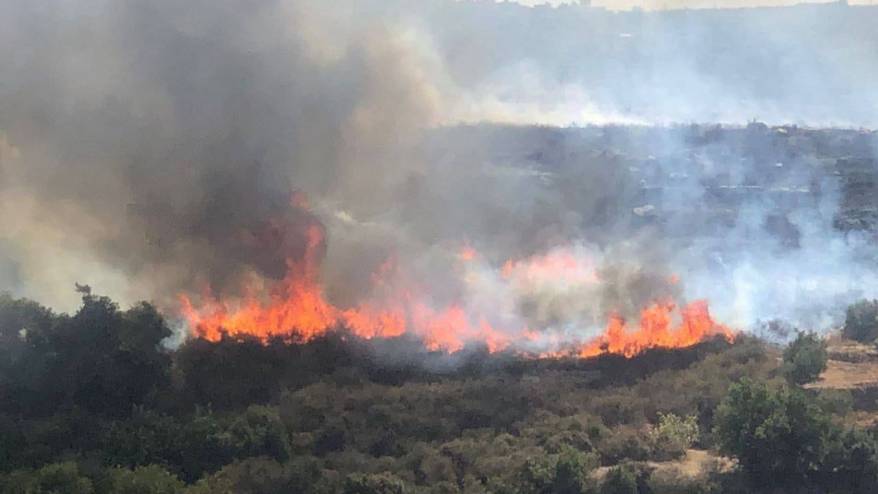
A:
[[818, 427, 878, 493], [815, 388, 853, 416], [596, 427, 651, 465], [516, 448, 598, 494], [600, 464, 639, 494], [844, 300, 878, 343], [782, 332, 828, 385], [648, 413, 699, 461], [174, 412, 235, 482], [714, 379, 831, 487], [551, 448, 599, 494], [101, 410, 182, 471], [228, 406, 291, 462]]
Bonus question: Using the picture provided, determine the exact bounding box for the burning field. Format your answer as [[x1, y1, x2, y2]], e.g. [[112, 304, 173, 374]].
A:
[[3, 0, 877, 359], [5, 1, 878, 492], [177, 202, 733, 358]]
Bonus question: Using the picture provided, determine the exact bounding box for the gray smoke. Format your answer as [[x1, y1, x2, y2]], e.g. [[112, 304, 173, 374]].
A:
[[1, 0, 877, 346], [0, 0, 445, 310]]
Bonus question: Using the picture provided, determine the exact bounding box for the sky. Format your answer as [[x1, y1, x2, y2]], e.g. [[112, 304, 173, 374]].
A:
[[509, 0, 868, 10]]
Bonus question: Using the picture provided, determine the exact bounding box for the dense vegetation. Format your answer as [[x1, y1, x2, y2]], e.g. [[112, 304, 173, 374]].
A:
[[1, 292, 877, 493]]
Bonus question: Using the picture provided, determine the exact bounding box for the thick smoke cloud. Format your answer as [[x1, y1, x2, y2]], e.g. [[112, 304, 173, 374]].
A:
[[0, 0, 447, 311], [1, 0, 877, 345]]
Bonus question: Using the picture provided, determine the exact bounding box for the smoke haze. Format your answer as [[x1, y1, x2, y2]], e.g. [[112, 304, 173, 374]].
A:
[[2, 0, 877, 349]]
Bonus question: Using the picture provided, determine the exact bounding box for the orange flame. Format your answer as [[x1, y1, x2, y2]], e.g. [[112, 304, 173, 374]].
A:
[[576, 300, 734, 358], [179, 236, 734, 358], [458, 245, 478, 262], [501, 248, 598, 286]]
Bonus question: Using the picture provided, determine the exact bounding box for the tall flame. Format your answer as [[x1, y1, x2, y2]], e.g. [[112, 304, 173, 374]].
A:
[[575, 300, 734, 358], [179, 227, 734, 358]]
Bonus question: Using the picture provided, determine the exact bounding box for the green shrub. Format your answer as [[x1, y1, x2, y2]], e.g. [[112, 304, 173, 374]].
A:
[[819, 427, 878, 493], [551, 448, 599, 494], [648, 413, 699, 461], [782, 332, 828, 385], [815, 388, 854, 416], [714, 379, 830, 487], [228, 406, 291, 462], [517, 447, 598, 494], [600, 464, 639, 494]]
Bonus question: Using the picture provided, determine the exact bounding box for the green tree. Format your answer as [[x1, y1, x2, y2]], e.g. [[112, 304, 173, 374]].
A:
[[844, 299, 878, 343], [648, 413, 699, 460], [48, 294, 172, 416], [782, 332, 828, 385], [714, 379, 831, 487], [0, 294, 56, 415]]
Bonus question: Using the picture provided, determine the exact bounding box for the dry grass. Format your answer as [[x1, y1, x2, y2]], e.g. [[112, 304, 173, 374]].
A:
[[806, 359, 878, 390], [807, 337, 878, 390], [649, 449, 734, 477], [593, 449, 735, 481]]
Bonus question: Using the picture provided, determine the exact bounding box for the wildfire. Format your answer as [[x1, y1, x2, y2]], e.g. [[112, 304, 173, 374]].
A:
[[501, 248, 599, 287], [575, 300, 734, 358], [458, 244, 478, 262], [179, 226, 734, 358]]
